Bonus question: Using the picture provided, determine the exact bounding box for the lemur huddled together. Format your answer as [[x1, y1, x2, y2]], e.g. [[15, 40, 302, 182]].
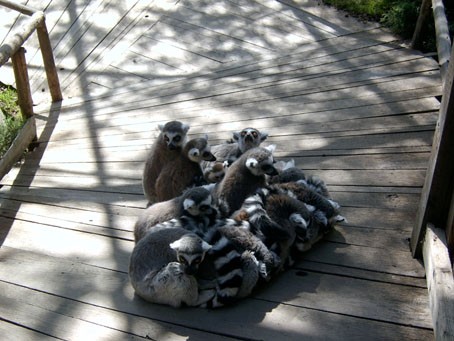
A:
[[129, 120, 346, 308]]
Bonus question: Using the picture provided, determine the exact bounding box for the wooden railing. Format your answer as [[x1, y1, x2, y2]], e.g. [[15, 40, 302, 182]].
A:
[[0, 0, 61, 179], [411, 2, 454, 339], [410, 0, 453, 258]]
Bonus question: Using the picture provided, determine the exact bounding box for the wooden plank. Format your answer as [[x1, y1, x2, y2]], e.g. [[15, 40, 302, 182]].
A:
[[33, 94, 440, 141], [340, 206, 417, 230], [0, 185, 144, 209], [0, 216, 133, 271], [0, 319, 58, 341], [297, 260, 427, 288], [303, 241, 425, 277], [258, 269, 431, 328], [0, 116, 36, 180], [0, 246, 433, 340], [0, 282, 150, 340], [35, 29, 404, 109], [0, 280, 230, 341], [36, 82, 441, 133], [327, 225, 413, 252], [423, 224, 454, 340], [40, 35, 430, 111]]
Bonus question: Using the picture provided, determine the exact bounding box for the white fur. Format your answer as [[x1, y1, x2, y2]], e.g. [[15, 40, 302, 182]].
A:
[[265, 144, 276, 153], [183, 198, 195, 211]]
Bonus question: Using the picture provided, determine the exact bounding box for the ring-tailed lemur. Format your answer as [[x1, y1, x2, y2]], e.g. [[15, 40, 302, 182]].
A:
[[142, 121, 190, 205], [129, 225, 213, 307], [134, 186, 218, 242], [213, 145, 278, 217], [136, 217, 278, 308], [155, 136, 216, 202], [201, 127, 268, 182], [203, 162, 227, 183]]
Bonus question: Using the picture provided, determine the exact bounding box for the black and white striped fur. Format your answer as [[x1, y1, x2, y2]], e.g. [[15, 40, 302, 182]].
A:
[[198, 219, 279, 308]]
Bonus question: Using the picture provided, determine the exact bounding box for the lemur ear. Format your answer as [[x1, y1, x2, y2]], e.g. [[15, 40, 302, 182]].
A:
[[265, 144, 276, 153], [182, 123, 190, 133], [189, 148, 200, 157], [183, 198, 196, 210], [158, 123, 165, 132], [233, 132, 240, 141], [246, 158, 258, 169], [201, 240, 212, 252], [169, 239, 181, 250], [260, 132, 269, 141], [204, 134, 209, 141]]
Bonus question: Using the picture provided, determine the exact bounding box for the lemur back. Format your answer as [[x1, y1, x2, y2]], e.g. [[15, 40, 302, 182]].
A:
[[134, 186, 217, 243], [155, 136, 216, 202], [213, 146, 278, 217], [142, 121, 190, 205]]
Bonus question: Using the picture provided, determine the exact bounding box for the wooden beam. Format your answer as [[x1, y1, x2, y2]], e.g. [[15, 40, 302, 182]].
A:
[[11, 47, 33, 118], [37, 19, 63, 102], [412, 43, 454, 258], [0, 116, 36, 180], [423, 224, 454, 341], [432, 0, 452, 83], [0, 0, 39, 16], [0, 11, 44, 66], [411, 0, 432, 50]]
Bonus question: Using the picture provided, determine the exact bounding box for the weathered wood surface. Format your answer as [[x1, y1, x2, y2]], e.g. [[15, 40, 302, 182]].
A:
[[423, 225, 454, 340], [0, 0, 442, 339]]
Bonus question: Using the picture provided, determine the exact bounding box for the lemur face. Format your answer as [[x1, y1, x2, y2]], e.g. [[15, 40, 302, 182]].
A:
[[158, 121, 190, 150], [234, 128, 268, 153], [164, 131, 184, 150], [170, 235, 212, 275]]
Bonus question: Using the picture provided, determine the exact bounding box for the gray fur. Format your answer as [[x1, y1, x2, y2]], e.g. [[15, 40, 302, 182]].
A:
[[134, 186, 216, 243], [129, 226, 212, 307], [155, 136, 216, 202], [142, 121, 190, 205], [198, 219, 275, 308], [201, 127, 268, 181], [213, 146, 278, 217]]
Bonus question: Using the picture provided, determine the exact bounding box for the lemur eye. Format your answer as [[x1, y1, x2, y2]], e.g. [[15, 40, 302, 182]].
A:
[[199, 205, 210, 211], [193, 257, 202, 264], [241, 131, 247, 136], [252, 131, 258, 138], [173, 135, 181, 142], [202, 151, 211, 157], [178, 256, 187, 264], [164, 135, 170, 142]]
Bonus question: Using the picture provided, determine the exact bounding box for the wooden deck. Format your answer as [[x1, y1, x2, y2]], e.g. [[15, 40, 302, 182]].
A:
[[0, 0, 443, 339]]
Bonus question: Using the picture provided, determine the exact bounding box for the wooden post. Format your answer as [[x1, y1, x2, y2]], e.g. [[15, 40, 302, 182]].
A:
[[37, 19, 62, 102], [411, 0, 432, 50], [423, 225, 454, 341], [411, 42, 454, 258], [447, 190, 454, 252], [432, 0, 452, 83], [11, 47, 34, 118]]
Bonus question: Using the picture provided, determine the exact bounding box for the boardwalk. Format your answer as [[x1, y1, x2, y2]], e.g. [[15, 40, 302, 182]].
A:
[[0, 0, 441, 339]]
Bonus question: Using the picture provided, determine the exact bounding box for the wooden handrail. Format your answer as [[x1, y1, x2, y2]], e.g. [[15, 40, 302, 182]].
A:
[[412, 0, 451, 83], [0, 1, 62, 180], [0, 0, 62, 107], [411, 1, 454, 259]]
